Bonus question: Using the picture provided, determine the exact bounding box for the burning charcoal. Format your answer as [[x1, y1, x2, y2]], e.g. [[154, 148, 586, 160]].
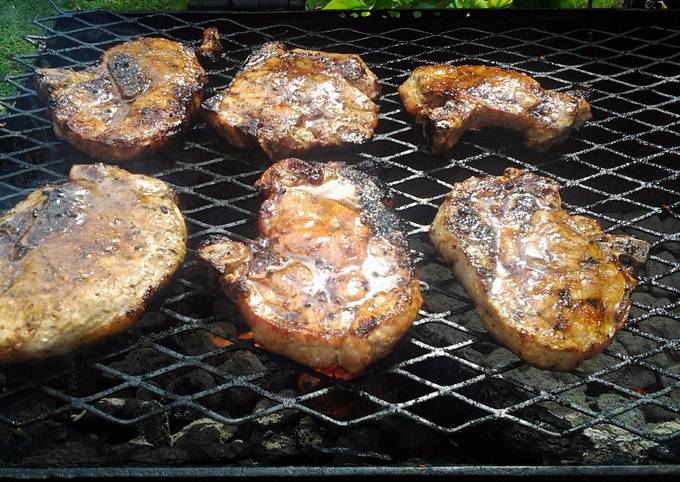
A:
[[212, 298, 236, 316], [378, 416, 454, 461], [579, 353, 616, 374], [136, 311, 171, 333], [259, 430, 298, 457], [135, 400, 171, 447], [453, 309, 487, 337], [648, 423, 680, 463], [172, 322, 237, 355], [658, 363, 680, 388], [604, 365, 657, 391], [647, 351, 674, 370], [294, 416, 329, 450], [172, 417, 240, 458], [219, 350, 267, 376], [422, 291, 463, 313], [253, 390, 299, 427], [167, 369, 221, 409], [505, 365, 580, 390], [639, 318, 680, 360], [539, 390, 591, 428], [262, 367, 298, 392], [642, 404, 678, 423], [485, 346, 520, 370], [559, 386, 588, 407], [597, 393, 645, 429], [455, 345, 486, 367], [583, 424, 657, 464], [296, 372, 322, 394], [470, 341, 497, 355], [169, 406, 215, 431], [70, 397, 138, 442], [633, 292, 671, 308], [171, 329, 217, 356], [640, 258, 671, 279], [409, 235, 436, 257], [206, 321, 238, 339], [665, 241, 680, 258], [419, 261, 456, 287], [219, 350, 267, 412], [615, 332, 659, 356], [71, 397, 170, 446], [414, 320, 471, 348], [108, 347, 171, 375]]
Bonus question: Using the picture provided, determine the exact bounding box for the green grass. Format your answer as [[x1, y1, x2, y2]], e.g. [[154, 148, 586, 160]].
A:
[[0, 0, 189, 99]]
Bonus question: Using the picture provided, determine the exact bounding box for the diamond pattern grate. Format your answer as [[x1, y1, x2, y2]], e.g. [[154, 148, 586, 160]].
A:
[[0, 8, 680, 465]]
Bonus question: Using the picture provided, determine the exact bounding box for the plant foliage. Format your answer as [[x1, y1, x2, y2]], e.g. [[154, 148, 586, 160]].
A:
[[307, 0, 623, 8]]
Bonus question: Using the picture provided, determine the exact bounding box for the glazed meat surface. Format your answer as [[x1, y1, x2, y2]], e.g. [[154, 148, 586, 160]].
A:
[[198, 158, 421, 375], [0, 164, 186, 362], [203, 42, 380, 160], [399, 65, 591, 153], [36, 37, 207, 160], [430, 168, 648, 371]]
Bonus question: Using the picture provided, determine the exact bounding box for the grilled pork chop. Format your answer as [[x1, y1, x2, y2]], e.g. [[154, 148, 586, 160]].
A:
[[399, 65, 591, 153], [198, 158, 421, 375], [36, 37, 207, 160], [0, 164, 186, 362], [202, 42, 380, 160], [430, 169, 648, 371]]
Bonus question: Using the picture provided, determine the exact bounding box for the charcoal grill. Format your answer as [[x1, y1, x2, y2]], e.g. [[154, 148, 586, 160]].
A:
[[1, 6, 680, 477]]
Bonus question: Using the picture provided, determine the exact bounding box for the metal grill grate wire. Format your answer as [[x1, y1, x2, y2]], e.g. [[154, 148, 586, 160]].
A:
[[0, 9, 679, 459]]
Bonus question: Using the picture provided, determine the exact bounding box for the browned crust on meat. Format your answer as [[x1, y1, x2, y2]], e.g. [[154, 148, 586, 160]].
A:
[[399, 64, 592, 153], [0, 164, 186, 362], [430, 168, 647, 371], [198, 158, 421, 375], [35, 37, 207, 161], [202, 42, 380, 160]]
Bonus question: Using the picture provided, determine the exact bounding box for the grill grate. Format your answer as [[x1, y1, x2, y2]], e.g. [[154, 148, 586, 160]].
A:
[[1, 8, 680, 470]]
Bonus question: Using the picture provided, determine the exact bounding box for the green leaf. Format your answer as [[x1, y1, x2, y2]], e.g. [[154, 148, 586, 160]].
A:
[[305, 0, 330, 9], [487, 0, 513, 7], [412, 9, 422, 17], [372, 0, 394, 8], [450, 0, 490, 8], [323, 0, 369, 9], [512, 0, 590, 5], [592, 0, 624, 6]]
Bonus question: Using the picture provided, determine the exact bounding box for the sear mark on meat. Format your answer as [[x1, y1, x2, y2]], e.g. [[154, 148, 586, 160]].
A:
[[202, 42, 380, 160], [430, 168, 648, 371], [399, 65, 592, 153], [198, 158, 421, 376], [0, 164, 186, 362], [107, 52, 150, 99], [35, 36, 207, 161]]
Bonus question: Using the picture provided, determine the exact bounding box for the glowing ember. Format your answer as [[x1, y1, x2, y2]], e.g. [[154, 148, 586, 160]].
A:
[[297, 372, 322, 394], [314, 364, 355, 381], [208, 333, 233, 347], [238, 331, 254, 340]]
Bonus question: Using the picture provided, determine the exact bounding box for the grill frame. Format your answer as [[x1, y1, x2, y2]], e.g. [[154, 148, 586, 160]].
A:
[[1, 7, 680, 474]]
